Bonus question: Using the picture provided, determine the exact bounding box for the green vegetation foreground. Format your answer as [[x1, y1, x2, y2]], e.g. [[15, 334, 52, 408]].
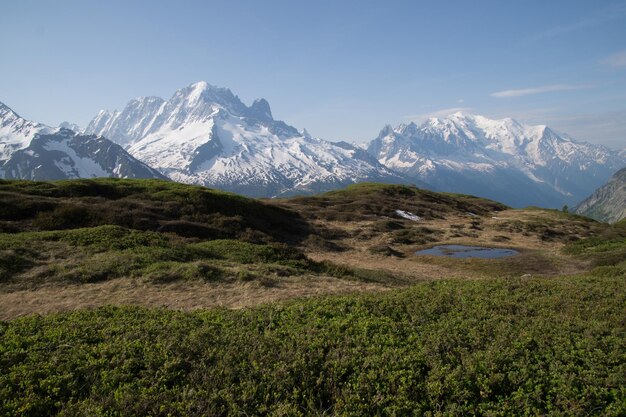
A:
[[2, 273, 625, 416]]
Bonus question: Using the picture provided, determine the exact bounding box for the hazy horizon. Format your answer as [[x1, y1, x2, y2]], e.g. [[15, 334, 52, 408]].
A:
[[2, 0, 626, 149]]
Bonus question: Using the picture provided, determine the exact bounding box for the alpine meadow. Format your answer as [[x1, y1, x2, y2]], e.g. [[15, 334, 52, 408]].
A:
[[1, 1, 625, 416]]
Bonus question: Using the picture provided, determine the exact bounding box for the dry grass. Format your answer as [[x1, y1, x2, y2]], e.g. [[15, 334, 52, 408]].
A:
[[0, 274, 391, 320], [300, 208, 597, 281], [0, 180, 610, 321], [1, 208, 600, 320]]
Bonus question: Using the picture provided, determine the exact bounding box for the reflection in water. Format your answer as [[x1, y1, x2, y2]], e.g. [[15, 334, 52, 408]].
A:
[[415, 245, 519, 259]]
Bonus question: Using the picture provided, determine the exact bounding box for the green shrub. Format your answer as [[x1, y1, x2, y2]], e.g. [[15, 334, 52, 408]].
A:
[[33, 204, 93, 229], [57, 225, 170, 251], [0, 275, 623, 416], [142, 261, 223, 283], [0, 250, 34, 281], [236, 269, 258, 282], [190, 240, 306, 264]]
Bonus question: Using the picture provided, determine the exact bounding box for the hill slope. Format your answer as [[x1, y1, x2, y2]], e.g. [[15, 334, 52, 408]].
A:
[[0, 178, 308, 241], [1, 179, 624, 415], [575, 167, 626, 223]]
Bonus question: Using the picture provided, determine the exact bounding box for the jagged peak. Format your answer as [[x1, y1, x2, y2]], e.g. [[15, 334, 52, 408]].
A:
[[299, 128, 312, 138], [450, 111, 474, 119], [0, 101, 49, 133], [393, 122, 419, 136], [0, 101, 22, 120], [249, 98, 273, 120], [190, 80, 210, 90], [377, 124, 395, 138], [180, 81, 235, 100], [129, 96, 165, 105], [58, 121, 83, 133], [94, 108, 113, 118]]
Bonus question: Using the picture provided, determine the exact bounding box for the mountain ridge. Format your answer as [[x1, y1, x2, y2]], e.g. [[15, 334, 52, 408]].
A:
[[367, 112, 625, 208], [0, 101, 166, 181], [5, 83, 624, 207], [84, 81, 409, 197]]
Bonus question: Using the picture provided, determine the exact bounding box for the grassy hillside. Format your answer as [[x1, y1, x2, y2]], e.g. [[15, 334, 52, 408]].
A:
[[0, 179, 406, 291], [0, 178, 309, 242], [0, 179, 624, 415], [276, 182, 508, 221]]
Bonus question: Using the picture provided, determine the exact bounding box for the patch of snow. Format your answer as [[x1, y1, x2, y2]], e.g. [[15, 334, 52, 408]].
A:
[[395, 210, 421, 221], [44, 139, 110, 178]]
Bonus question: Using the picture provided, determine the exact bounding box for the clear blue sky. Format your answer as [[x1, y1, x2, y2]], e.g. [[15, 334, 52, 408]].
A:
[[2, 0, 626, 148]]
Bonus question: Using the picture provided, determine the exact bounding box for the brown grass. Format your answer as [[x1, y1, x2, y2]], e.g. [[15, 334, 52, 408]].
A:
[[0, 180, 609, 321], [0, 275, 391, 320], [299, 208, 596, 281]]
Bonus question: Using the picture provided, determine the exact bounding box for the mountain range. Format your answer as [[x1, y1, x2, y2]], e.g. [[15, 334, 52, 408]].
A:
[[0, 102, 164, 181], [368, 113, 625, 207], [83, 81, 405, 197], [2, 81, 625, 208]]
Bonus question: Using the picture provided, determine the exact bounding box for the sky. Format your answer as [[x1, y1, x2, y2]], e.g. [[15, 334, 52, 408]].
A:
[[1, 0, 626, 149]]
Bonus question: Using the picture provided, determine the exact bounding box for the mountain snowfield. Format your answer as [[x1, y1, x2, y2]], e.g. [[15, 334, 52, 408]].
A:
[[85, 81, 405, 197], [367, 113, 625, 207], [0, 102, 165, 181]]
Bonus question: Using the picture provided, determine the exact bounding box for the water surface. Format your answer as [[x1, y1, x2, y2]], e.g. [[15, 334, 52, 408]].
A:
[[415, 245, 518, 259]]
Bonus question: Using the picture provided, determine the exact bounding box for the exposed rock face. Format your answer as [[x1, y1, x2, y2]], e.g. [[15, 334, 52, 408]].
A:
[[575, 167, 626, 223]]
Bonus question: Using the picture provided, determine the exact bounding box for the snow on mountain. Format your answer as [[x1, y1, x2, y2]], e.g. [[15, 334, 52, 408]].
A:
[[367, 112, 626, 208], [0, 102, 51, 163], [85, 81, 405, 197], [0, 101, 166, 181], [58, 121, 84, 134]]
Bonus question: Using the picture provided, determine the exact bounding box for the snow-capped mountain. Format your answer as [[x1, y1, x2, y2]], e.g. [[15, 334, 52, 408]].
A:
[[0, 101, 166, 181], [58, 121, 84, 134], [367, 112, 626, 208], [85, 81, 406, 197], [0, 102, 51, 163]]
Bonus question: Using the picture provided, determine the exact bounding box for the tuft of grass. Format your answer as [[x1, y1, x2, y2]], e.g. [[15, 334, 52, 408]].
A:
[[368, 244, 404, 257]]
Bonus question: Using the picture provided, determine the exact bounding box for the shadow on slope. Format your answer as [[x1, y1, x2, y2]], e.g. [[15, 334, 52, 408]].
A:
[[274, 182, 508, 221], [0, 178, 311, 244]]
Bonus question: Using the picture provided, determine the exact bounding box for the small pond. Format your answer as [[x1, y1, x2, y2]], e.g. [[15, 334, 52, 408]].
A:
[[415, 245, 519, 259]]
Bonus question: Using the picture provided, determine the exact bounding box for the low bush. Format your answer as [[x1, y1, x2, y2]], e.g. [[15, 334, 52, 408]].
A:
[[142, 261, 223, 283], [0, 274, 623, 416], [190, 240, 307, 265], [0, 178, 311, 243]]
